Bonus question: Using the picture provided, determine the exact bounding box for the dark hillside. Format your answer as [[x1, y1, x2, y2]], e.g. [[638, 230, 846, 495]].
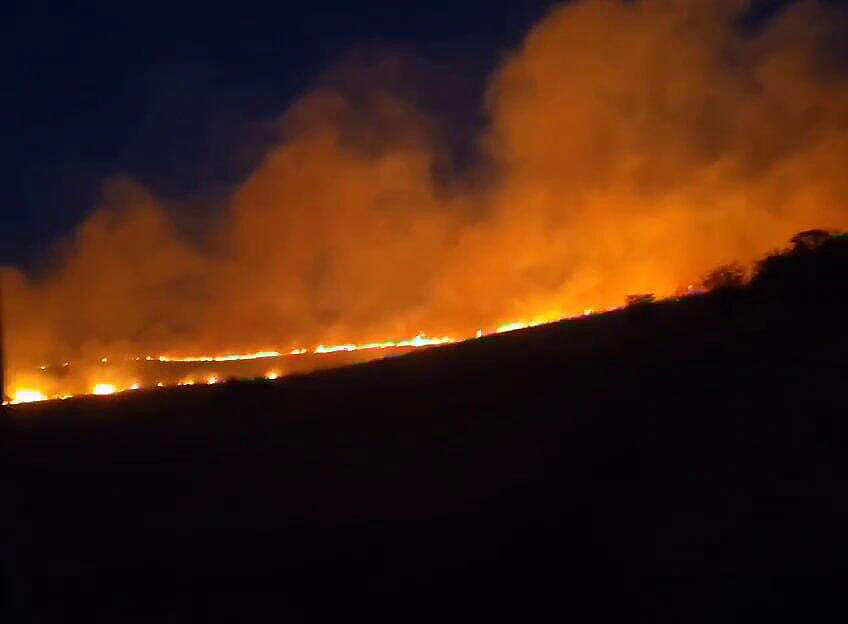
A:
[[4, 234, 848, 622]]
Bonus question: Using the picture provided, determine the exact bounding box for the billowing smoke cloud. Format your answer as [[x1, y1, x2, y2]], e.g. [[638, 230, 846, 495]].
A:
[[4, 0, 848, 395]]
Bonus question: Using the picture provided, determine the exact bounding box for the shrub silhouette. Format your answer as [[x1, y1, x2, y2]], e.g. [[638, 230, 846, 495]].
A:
[[626, 294, 655, 307], [701, 262, 745, 292], [751, 230, 848, 301]]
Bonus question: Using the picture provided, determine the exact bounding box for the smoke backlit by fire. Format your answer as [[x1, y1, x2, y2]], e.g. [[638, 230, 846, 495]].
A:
[[3, 1, 848, 403]]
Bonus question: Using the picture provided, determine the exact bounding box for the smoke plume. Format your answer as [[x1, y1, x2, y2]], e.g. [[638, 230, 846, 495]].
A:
[[4, 0, 848, 395]]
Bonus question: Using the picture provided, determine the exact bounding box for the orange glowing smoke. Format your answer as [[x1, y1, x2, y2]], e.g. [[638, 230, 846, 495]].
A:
[[3, 1, 848, 404]]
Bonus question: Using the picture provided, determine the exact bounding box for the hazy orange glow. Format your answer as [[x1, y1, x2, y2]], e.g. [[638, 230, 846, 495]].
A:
[[4, 1, 848, 405]]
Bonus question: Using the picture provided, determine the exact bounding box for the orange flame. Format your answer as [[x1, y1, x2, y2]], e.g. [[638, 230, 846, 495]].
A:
[[6, 311, 602, 404]]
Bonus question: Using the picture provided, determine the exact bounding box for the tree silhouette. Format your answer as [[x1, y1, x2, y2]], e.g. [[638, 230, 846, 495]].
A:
[[751, 230, 848, 301], [790, 229, 832, 252]]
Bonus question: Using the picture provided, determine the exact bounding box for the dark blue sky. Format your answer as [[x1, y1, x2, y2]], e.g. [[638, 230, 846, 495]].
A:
[[1, 0, 802, 269], [2, 0, 562, 269]]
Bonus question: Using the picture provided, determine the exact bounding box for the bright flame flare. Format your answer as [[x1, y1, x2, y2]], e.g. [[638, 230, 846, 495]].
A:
[[92, 384, 116, 395], [12, 390, 47, 404]]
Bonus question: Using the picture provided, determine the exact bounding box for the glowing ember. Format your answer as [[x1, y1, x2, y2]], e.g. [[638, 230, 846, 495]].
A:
[[100, 357, 108, 363], [265, 371, 280, 380], [92, 384, 116, 395], [130, 383, 140, 390], [207, 376, 218, 384]]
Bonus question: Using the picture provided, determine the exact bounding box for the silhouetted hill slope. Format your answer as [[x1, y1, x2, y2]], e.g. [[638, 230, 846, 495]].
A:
[[5, 235, 848, 622]]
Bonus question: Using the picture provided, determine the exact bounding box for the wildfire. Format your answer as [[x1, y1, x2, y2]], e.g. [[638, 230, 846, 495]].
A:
[[153, 332, 456, 361], [6, 311, 606, 405], [157, 351, 282, 363], [496, 322, 528, 334], [11, 389, 47, 404], [495, 317, 555, 333]]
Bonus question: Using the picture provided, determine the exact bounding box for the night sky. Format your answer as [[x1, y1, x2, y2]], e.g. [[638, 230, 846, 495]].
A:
[[2, 0, 563, 269], [2, 0, 809, 271]]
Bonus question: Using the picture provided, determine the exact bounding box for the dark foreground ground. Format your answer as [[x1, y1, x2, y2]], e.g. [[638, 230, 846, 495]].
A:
[[4, 264, 848, 620]]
